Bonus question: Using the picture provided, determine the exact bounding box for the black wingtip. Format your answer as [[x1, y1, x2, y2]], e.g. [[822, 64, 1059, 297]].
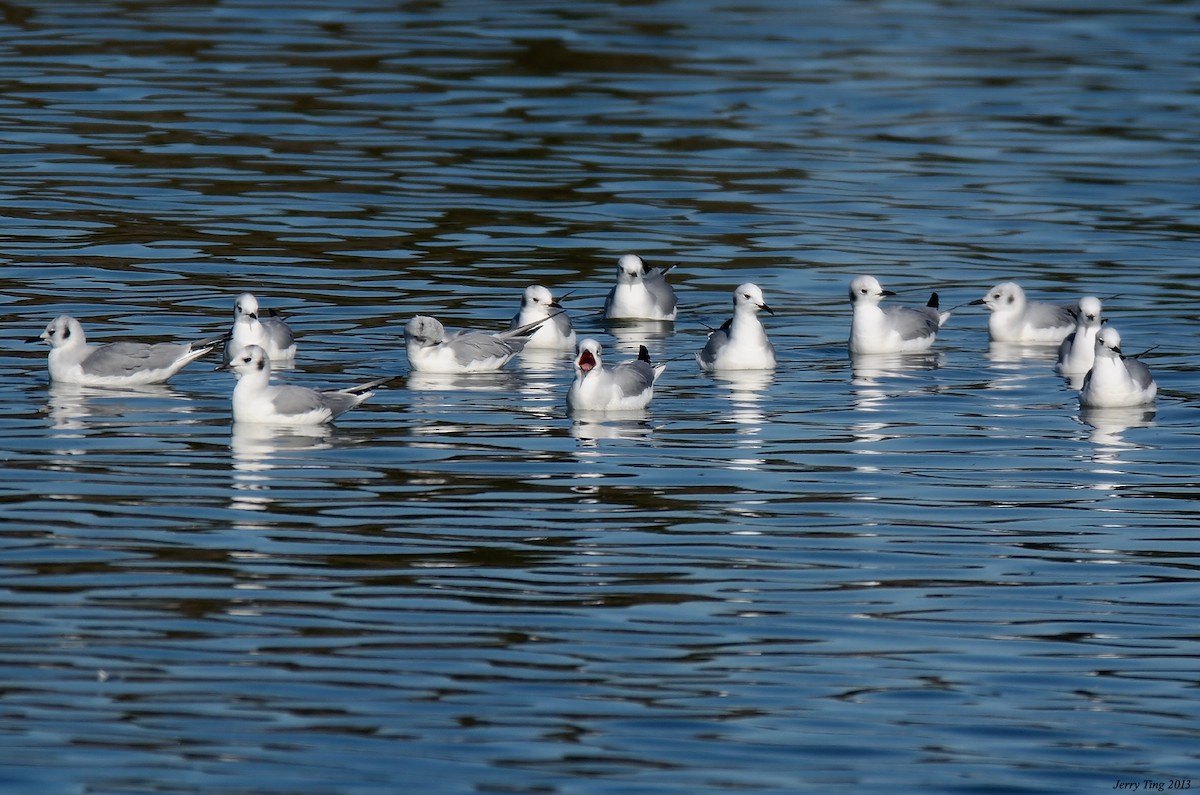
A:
[[927, 292, 939, 309], [638, 345, 651, 364]]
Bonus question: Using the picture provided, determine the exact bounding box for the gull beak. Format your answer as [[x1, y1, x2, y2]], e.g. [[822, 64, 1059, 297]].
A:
[[577, 349, 597, 373], [967, 298, 986, 306], [760, 302, 775, 315], [880, 290, 897, 297]]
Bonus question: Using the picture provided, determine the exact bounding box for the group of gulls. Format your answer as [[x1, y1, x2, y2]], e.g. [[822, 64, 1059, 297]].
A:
[[30, 254, 1157, 425]]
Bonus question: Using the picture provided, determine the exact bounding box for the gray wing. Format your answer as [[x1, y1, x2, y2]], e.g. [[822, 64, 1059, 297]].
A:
[[263, 317, 295, 349], [270, 385, 330, 417], [1056, 332, 1076, 363], [82, 342, 189, 376], [602, 286, 617, 316], [318, 390, 367, 419], [1027, 301, 1078, 330], [698, 325, 731, 364], [1124, 358, 1155, 390], [642, 270, 677, 315], [447, 332, 516, 364], [550, 311, 574, 336], [612, 360, 657, 397], [883, 305, 940, 341]]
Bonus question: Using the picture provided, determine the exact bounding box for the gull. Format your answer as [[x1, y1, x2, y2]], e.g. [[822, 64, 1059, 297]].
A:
[[223, 292, 296, 363], [603, 254, 677, 321], [404, 315, 543, 373], [1056, 296, 1104, 375], [31, 315, 220, 386], [847, 275, 950, 355], [226, 344, 389, 424], [1079, 327, 1157, 408], [970, 281, 1077, 343], [696, 283, 776, 370], [509, 285, 576, 350], [567, 338, 666, 412]]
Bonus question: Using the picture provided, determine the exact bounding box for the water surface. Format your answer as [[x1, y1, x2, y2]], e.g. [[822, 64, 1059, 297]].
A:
[[2, 1, 1200, 793]]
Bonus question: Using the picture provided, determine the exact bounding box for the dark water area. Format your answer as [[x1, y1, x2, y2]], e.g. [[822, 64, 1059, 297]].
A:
[[1, 1, 1199, 793]]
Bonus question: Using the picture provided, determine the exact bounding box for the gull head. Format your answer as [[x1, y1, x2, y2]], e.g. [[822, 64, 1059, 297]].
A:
[[1095, 327, 1122, 358], [228, 344, 270, 380], [521, 285, 559, 315], [39, 315, 86, 349], [848, 275, 895, 308], [234, 293, 261, 321], [735, 283, 773, 315], [972, 281, 1026, 312], [616, 254, 647, 282], [405, 316, 446, 348], [575, 338, 602, 374]]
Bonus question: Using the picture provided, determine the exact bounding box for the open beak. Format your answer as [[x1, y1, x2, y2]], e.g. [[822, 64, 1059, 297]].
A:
[[577, 350, 597, 373]]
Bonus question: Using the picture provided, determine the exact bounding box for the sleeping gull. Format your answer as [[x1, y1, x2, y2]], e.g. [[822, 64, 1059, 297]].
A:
[[567, 338, 666, 412], [226, 344, 389, 424], [603, 254, 677, 321], [847, 275, 949, 355], [405, 315, 543, 373], [509, 285, 576, 350], [1079, 327, 1157, 408], [696, 283, 776, 370], [223, 292, 297, 363], [970, 281, 1077, 343], [32, 315, 220, 386]]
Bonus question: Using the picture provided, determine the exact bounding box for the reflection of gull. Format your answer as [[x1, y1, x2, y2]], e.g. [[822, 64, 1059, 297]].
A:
[[987, 341, 1061, 364], [709, 369, 773, 428], [850, 352, 943, 410], [45, 382, 192, 431], [569, 415, 656, 447], [406, 370, 522, 393], [605, 318, 674, 356], [1079, 405, 1156, 451], [230, 423, 332, 512]]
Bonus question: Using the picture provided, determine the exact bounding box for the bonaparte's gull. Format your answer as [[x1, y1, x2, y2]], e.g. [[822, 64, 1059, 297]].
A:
[[970, 281, 1077, 343], [603, 254, 677, 321], [1056, 296, 1103, 375], [226, 344, 389, 424], [567, 338, 666, 412], [1079, 327, 1157, 408], [223, 292, 296, 363], [32, 315, 220, 386], [404, 315, 542, 373], [509, 285, 576, 350], [847, 275, 949, 355], [696, 283, 776, 370]]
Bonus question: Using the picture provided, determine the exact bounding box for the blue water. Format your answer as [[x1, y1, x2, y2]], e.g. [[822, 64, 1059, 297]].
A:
[[2, 1, 1199, 793]]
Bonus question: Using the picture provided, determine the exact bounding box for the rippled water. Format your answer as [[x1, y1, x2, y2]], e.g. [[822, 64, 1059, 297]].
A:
[[3, 1, 1200, 793]]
